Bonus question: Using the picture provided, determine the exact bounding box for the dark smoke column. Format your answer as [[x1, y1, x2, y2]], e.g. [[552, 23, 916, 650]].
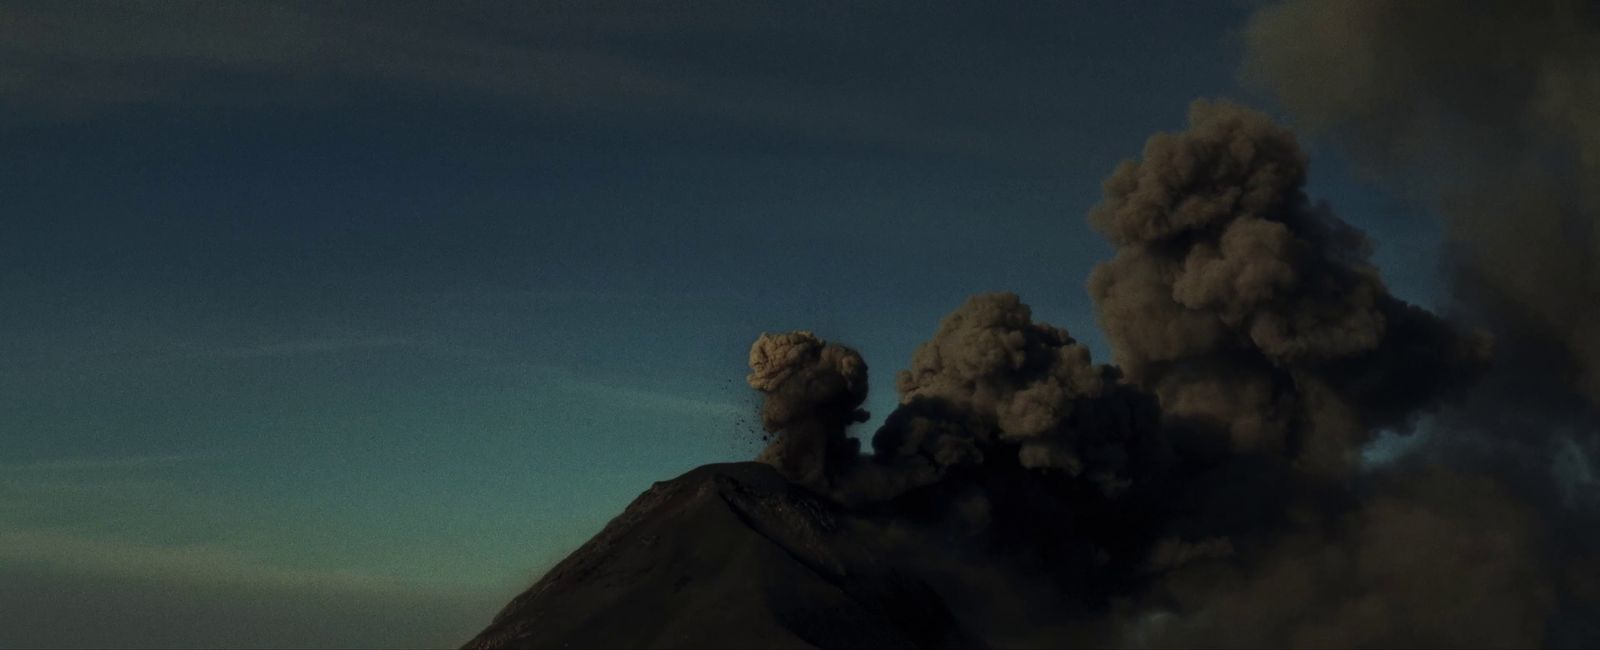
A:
[[747, 331, 870, 487], [1087, 100, 1487, 473], [1082, 101, 1555, 648]]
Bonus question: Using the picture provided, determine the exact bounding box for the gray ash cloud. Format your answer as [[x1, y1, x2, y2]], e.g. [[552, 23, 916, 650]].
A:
[[1241, 1, 1600, 644], [741, 92, 1592, 646], [746, 331, 870, 488], [1087, 100, 1489, 475], [733, 4, 1599, 644]]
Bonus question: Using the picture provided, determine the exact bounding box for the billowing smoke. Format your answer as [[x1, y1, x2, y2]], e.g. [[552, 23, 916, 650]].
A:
[[746, 331, 870, 487], [1242, 2, 1599, 409], [730, 4, 1596, 645], [1076, 101, 1556, 648], [1241, 0, 1600, 643], [875, 292, 1161, 494], [1087, 100, 1489, 474]]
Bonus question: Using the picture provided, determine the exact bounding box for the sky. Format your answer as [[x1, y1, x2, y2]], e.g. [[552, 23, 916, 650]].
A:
[[0, 2, 1447, 647]]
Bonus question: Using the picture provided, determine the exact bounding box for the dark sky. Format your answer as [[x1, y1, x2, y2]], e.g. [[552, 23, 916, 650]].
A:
[[0, 2, 1446, 646]]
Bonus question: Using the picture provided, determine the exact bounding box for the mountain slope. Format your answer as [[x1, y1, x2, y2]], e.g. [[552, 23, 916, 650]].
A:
[[463, 462, 978, 649]]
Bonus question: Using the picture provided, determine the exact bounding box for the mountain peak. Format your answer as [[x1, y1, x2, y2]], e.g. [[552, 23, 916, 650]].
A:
[[464, 462, 979, 649]]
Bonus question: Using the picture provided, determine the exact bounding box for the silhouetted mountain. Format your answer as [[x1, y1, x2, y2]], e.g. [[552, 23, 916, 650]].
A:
[[463, 462, 980, 649]]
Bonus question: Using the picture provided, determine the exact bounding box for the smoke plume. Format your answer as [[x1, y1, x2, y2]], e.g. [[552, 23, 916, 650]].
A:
[[1242, 1, 1600, 643], [739, 101, 1583, 646], [746, 331, 870, 487], [1243, 0, 1600, 405], [1238, 4, 1600, 395], [1086, 100, 1489, 474], [1077, 101, 1555, 648], [729, 3, 1597, 645], [876, 292, 1161, 493]]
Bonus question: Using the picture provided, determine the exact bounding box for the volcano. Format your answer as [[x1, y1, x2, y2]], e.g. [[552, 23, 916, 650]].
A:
[[462, 462, 979, 649]]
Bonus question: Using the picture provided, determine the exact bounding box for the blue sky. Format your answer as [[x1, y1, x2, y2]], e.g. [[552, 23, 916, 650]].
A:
[[0, 2, 1446, 646]]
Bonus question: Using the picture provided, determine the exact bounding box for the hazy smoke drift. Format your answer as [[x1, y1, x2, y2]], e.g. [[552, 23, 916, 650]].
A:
[[1244, 0, 1600, 404], [1243, 1, 1600, 643]]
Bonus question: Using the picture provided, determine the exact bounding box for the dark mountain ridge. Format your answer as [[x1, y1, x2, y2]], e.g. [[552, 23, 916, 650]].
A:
[[463, 462, 979, 649]]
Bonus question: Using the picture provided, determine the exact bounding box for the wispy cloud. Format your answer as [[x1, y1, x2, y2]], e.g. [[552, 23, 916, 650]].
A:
[[525, 363, 747, 420], [0, 453, 206, 472], [518, 287, 742, 310], [0, 454, 217, 531], [170, 336, 414, 361], [29, 335, 423, 380], [0, 2, 760, 121], [0, 528, 472, 595], [0, 528, 509, 649], [0, 2, 1029, 161]]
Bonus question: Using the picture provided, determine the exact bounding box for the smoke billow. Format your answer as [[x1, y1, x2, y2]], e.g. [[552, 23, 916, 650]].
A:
[[1087, 100, 1490, 474], [1241, 0, 1600, 644], [1078, 102, 1555, 648], [1242, 0, 1600, 406], [733, 4, 1597, 645], [876, 292, 1161, 493], [746, 331, 870, 487]]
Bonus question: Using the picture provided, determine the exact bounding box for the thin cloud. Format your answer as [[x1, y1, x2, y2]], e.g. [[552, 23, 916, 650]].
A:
[[0, 527, 480, 596], [173, 336, 414, 361], [0, 453, 206, 472], [0, 2, 1049, 162], [38, 335, 420, 376], [526, 363, 746, 420], [0, 528, 511, 649]]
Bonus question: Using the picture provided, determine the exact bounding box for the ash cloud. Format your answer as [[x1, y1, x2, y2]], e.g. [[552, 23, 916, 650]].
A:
[[737, 100, 1584, 646], [726, 3, 1596, 645], [1243, 0, 1600, 405], [746, 331, 870, 488], [1129, 468, 1557, 648], [1242, 0, 1600, 643], [1087, 100, 1489, 474], [877, 292, 1160, 493], [1078, 102, 1552, 648]]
